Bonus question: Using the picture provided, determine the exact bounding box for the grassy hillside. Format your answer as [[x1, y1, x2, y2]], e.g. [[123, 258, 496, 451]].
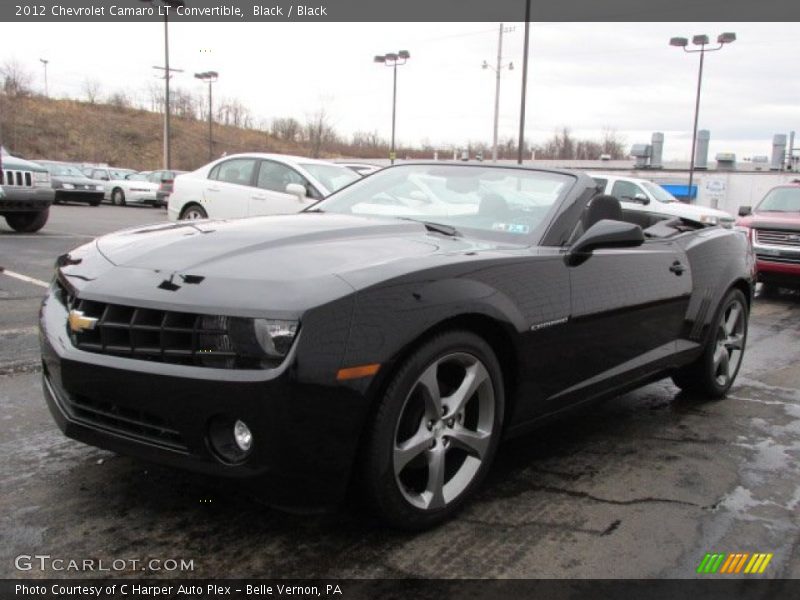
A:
[[0, 95, 318, 171]]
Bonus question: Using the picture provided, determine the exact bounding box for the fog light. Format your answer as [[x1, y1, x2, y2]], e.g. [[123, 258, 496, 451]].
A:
[[233, 419, 252, 452]]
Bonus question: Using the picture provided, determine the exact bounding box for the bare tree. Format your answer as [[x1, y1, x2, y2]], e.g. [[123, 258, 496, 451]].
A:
[[271, 117, 301, 143], [108, 90, 132, 109], [82, 78, 102, 104], [1, 60, 33, 97], [303, 108, 337, 158], [600, 127, 626, 159]]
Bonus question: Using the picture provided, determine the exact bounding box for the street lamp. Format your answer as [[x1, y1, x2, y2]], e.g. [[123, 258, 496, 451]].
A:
[[483, 23, 514, 162], [141, 0, 185, 170], [194, 71, 218, 161], [670, 32, 736, 201], [39, 58, 49, 97], [374, 50, 410, 165]]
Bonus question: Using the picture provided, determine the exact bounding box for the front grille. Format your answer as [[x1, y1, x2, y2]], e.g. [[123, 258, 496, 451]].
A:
[[56, 279, 265, 369], [2, 169, 33, 187], [45, 372, 187, 451], [756, 228, 800, 248], [756, 253, 800, 265]]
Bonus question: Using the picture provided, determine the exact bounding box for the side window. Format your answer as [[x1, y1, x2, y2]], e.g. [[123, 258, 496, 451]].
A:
[[256, 160, 308, 193], [147, 172, 161, 183], [92, 169, 108, 180], [212, 159, 256, 186], [611, 180, 645, 202]]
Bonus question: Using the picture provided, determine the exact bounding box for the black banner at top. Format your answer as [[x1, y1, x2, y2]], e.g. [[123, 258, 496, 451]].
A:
[[2, 0, 800, 22]]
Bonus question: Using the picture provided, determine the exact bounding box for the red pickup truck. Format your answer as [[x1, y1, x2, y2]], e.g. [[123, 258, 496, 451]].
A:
[[736, 182, 800, 290]]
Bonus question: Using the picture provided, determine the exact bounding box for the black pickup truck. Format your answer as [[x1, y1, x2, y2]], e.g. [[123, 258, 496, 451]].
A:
[[1, 152, 55, 232]]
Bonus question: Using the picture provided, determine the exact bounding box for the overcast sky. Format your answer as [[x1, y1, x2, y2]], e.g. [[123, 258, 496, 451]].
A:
[[1, 21, 798, 159]]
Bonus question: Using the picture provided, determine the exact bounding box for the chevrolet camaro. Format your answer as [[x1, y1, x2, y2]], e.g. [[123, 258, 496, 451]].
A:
[[40, 164, 754, 529]]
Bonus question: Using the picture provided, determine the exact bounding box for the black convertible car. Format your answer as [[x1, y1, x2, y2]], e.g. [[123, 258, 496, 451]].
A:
[[40, 164, 755, 529]]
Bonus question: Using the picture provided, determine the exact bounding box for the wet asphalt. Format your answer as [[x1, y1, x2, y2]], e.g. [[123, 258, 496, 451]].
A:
[[0, 204, 798, 579]]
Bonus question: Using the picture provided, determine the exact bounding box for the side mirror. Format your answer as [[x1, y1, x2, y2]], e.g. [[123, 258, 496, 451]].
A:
[[567, 219, 645, 266], [101, 176, 110, 181], [738, 205, 752, 217], [623, 192, 649, 205], [285, 183, 307, 201]]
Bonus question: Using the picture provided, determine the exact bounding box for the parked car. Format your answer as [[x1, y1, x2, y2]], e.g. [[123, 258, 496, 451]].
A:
[[42, 163, 754, 529], [81, 166, 137, 204], [736, 182, 800, 289], [1, 151, 54, 232], [591, 174, 735, 228], [144, 170, 187, 207], [337, 162, 382, 177], [167, 153, 360, 220], [106, 172, 163, 207], [36, 161, 105, 206]]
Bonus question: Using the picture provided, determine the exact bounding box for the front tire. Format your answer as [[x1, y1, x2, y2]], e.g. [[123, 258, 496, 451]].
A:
[[5, 208, 49, 233], [672, 288, 748, 398], [179, 204, 208, 220], [111, 189, 126, 206], [360, 330, 504, 530]]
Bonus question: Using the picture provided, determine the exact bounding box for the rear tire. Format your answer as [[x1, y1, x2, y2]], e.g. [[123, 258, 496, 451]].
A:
[[179, 204, 208, 220], [672, 288, 748, 398], [359, 330, 504, 530], [5, 208, 49, 233]]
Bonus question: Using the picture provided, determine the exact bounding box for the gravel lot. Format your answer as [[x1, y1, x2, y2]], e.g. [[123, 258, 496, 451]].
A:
[[1, 204, 798, 579]]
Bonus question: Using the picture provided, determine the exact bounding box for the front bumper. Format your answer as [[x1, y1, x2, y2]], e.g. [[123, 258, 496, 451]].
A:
[[754, 244, 800, 285], [0, 186, 54, 212], [39, 290, 371, 509], [55, 190, 104, 204]]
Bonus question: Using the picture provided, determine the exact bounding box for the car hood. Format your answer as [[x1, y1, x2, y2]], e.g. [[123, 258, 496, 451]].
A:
[[54, 175, 101, 185], [659, 201, 734, 222], [737, 212, 800, 230], [64, 214, 506, 317]]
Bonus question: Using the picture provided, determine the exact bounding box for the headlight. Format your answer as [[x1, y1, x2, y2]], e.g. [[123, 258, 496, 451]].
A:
[[197, 317, 299, 368], [33, 171, 50, 185], [95, 185, 104, 191], [62, 183, 75, 190], [230, 318, 298, 359], [699, 215, 718, 225]]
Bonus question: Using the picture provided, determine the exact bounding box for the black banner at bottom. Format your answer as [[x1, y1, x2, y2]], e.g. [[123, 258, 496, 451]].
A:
[[2, 579, 798, 600]]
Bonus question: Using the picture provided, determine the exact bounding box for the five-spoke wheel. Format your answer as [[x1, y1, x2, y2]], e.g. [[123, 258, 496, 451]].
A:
[[360, 330, 503, 529]]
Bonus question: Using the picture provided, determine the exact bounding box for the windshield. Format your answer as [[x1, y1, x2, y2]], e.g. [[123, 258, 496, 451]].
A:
[[300, 163, 360, 193], [111, 169, 135, 180], [45, 164, 85, 177], [313, 164, 574, 241], [641, 181, 678, 203], [757, 187, 800, 212]]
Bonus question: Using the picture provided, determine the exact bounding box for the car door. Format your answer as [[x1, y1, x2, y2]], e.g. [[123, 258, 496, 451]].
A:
[[203, 158, 257, 219], [249, 160, 316, 216], [553, 239, 692, 405]]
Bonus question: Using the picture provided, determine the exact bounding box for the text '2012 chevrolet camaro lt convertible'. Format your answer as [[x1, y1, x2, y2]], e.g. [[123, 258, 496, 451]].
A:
[[41, 164, 755, 529]]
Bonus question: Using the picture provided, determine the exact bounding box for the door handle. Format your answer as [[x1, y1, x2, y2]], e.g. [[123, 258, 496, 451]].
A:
[[251, 195, 267, 201], [206, 186, 220, 192], [669, 261, 686, 275]]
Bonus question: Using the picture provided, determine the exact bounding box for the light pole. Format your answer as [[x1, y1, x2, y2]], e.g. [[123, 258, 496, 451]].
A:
[[374, 50, 410, 165], [670, 32, 736, 201], [142, 0, 185, 170], [483, 23, 514, 162], [517, 0, 531, 164], [39, 58, 49, 97], [195, 71, 218, 161]]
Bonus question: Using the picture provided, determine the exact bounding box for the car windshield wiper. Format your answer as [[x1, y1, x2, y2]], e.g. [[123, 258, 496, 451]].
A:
[[398, 218, 460, 237]]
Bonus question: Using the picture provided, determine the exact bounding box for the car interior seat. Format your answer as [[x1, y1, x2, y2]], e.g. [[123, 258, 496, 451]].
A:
[[582, 194, 623, 230], [478, 193, 510, 220]]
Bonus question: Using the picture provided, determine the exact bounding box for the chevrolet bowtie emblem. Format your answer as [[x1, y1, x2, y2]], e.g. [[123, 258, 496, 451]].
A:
[[68, 310, 98, 333]]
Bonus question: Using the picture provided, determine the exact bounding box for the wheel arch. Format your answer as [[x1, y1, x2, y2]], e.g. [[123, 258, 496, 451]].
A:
[[179, 201, 204, 218]]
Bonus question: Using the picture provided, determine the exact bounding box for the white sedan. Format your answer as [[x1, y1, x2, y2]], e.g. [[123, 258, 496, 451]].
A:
[[167, 153, 360, 221]]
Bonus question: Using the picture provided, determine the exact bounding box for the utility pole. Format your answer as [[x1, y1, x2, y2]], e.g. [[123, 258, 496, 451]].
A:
[[517, 0, 531, 164], [39, 59, 49, 97], [483, 24, 514, 163], [195, 71, 218, 161]]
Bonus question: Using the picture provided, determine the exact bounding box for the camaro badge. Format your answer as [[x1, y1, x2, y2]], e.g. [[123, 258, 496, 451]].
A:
[[68, 310, 98, 333]]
